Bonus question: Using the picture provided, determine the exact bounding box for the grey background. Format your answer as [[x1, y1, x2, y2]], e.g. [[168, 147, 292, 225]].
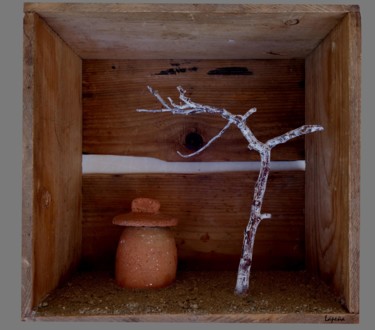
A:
[[0, 0, 373, 329]]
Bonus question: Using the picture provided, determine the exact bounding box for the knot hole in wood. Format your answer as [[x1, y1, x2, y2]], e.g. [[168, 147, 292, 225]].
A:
[[184, 131, 204, 151]]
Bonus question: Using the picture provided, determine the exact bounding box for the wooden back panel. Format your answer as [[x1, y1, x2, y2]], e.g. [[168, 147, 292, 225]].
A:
[[82, 59, 305, 161], [81, 58, 307, 271], [82, 172, 305, 271]]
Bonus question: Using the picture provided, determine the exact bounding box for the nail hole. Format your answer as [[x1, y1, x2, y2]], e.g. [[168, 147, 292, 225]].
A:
[[185, 132, 203, 151], [285, 19, 300, 26]]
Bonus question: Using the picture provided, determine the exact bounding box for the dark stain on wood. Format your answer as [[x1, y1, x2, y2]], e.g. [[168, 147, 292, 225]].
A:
[[155, 67, 198, 75], [83, 92, 94, 99], [266, 51, 282, 56], [207, 67, 253, 75], [200, 232, 210, 243]]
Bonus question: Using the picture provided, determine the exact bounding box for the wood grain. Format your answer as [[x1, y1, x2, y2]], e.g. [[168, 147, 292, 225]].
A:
[[305, 12, 360, 313], [24, 3, 359, 14], [30, 313, 358, 323], [24, 3, 354, 60], [22, 13, 82, 316], [22, 12, 35, 319], [82, 172, 305, 271], [83, 59, 305, 161]]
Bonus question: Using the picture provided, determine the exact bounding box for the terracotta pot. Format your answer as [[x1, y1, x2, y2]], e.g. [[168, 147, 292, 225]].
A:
[[113, 198, 178, 289]]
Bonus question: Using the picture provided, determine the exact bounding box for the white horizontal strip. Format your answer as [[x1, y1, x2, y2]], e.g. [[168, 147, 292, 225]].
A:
[[82, 155, 305, 174]]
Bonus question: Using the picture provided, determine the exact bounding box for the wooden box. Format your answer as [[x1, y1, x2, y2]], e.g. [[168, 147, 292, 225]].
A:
[[22, 3, 360, 323]]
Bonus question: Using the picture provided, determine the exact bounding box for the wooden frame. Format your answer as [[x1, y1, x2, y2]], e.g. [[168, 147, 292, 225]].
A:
[[22, 3, 360, 323]]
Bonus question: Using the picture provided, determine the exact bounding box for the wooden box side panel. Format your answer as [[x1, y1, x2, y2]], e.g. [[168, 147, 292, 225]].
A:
[[25, 3, 353, 60], [22, 13, 82, 317], [305, 12, 360, 313]]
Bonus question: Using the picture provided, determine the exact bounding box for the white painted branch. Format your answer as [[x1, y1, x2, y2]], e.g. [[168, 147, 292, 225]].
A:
[[242, 107, 257, 121], [137, 86, 323, 296], [137, 86, 233, 118], [267, 125, 324, 149]]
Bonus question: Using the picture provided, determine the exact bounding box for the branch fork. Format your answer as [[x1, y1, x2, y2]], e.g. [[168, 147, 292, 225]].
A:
[[137, 86, 323, 295]]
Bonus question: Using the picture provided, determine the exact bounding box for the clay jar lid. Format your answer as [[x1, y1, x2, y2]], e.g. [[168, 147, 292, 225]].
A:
[[113, 198, 178, 227]]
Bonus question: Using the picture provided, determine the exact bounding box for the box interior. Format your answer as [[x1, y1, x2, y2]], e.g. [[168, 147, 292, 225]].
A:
[[23, 3, 360, 321]]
